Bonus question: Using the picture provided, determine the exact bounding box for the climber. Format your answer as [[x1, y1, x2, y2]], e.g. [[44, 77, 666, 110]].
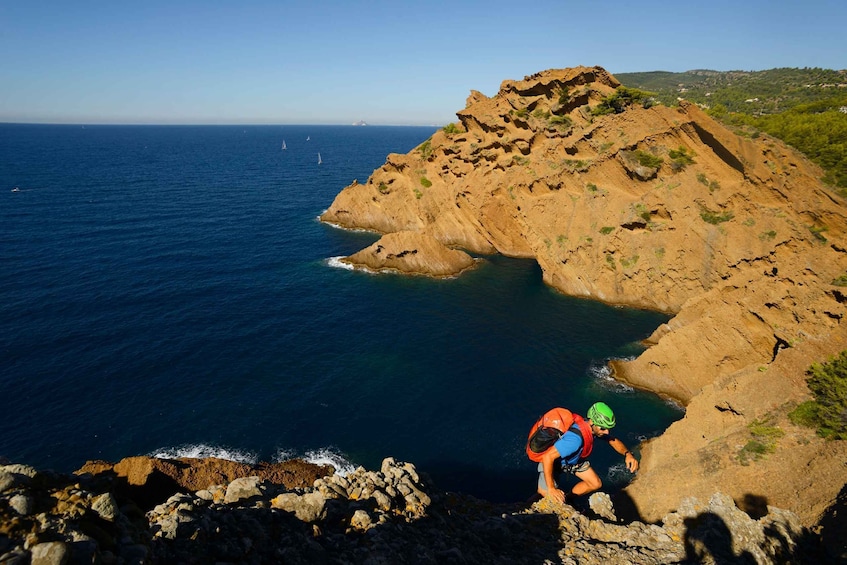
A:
[[536, 402, 639, 504]]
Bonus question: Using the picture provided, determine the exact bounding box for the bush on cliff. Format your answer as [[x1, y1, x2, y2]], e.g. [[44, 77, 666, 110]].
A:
[[442, 122, 462, 135], [592, 86, 656, 116], [789, 350, 847, 440]]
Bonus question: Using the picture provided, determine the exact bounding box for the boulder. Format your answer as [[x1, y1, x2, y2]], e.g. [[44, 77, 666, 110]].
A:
[[29, 542, 69, 565], [270, 491, 327, 523], [223, 476, 264, 505]]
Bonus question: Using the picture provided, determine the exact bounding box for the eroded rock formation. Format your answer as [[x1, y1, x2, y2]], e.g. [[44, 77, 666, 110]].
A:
[[321, 66, 847, 526]]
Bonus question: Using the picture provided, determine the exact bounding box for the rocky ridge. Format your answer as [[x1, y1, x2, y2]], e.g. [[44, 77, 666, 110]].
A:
[[0, 456, 832, 564], [320, 66, 847, 525]]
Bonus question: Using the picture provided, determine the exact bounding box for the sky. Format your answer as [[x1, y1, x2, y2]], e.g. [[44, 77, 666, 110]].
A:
[[1, 0, 845, 125]]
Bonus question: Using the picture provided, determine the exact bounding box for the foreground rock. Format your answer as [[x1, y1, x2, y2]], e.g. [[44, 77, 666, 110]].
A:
[[76, 456, 331, 510], [0, 458, 837, 563], [320, 65, 847, 525]]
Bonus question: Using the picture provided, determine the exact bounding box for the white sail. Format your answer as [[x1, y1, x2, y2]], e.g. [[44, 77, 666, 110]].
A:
[[318, 153, 322, 165], [282, 140, 286, 150]]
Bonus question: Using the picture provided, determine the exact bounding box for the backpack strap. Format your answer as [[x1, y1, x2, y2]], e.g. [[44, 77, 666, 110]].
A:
[[572, 414, 595, 459]]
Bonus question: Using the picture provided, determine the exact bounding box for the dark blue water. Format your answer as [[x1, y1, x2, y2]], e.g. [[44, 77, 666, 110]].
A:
[[0, 123, 681, 502]]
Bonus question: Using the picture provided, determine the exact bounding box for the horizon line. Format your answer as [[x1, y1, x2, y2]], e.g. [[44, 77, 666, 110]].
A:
[[0, 121, 446, 128]]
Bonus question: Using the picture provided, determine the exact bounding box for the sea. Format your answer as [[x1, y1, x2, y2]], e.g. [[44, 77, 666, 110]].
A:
[[0, 123, 682, 502]]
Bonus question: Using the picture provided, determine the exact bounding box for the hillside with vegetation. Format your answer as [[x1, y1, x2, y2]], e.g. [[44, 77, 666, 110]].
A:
[[617, 68, 847, 190]]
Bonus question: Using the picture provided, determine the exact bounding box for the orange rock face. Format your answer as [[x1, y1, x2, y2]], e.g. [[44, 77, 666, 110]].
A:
[[341, 231, 476, 277], [76, 456, 332, 509], [321, 66, 847, 525]]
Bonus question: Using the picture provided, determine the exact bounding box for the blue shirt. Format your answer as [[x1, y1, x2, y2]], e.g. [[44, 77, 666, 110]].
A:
[[552, 426, 584, 466]]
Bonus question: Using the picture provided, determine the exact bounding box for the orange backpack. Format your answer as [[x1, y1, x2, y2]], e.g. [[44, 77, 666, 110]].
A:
[[525, 407, 594, 462]]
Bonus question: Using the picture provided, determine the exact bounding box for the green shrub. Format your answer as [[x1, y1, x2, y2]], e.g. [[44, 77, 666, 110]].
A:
[[556, 87, 571, 106], [599, 226, 615, 235], [697, 172, 709, 186], [377, 182, 389, 194], [809, 225, 829, 243], [550, 115, 573, 128], [759, 230, 777, 241], [788, 401, 820, 428], [668, 146, 695, 163], [669, 146, 695, 171], [564, 159, 590, 172], [418, 139, 432, 159], [788, 350, 847, 439], [738, 419, 784, 465], [700, 207, 735, 224], [592, 86, 656, 115], [532, 109, 551, 120], [442, 122, 462, 134], [634, 203, 651, 222], [738, 440, 769, 465], [620, 255, 639, 268], [634, 150, 664, 169], [413, 188, 423, 199], [832, 274, 847, 286], [419, 177, 432, 188]]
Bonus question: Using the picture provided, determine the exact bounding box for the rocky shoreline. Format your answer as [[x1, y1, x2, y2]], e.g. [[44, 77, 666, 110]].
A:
[[1, 456, 838, 564]]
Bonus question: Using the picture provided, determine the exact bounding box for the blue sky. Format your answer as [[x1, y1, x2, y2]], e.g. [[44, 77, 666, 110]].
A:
[[2, 0, 844, 125]]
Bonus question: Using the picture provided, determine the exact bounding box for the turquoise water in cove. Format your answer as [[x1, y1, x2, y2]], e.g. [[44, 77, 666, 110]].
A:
[[0, 123, 682, 502]]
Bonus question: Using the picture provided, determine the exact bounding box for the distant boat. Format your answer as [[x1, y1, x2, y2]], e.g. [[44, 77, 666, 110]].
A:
[[318, 153, 322, 165], [282, 140, 286, 150], [306, 136, 310, 141], [11, 187, 20, 192]]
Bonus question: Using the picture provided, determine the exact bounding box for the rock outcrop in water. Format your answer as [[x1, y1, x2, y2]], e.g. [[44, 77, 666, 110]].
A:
[[321, 66, 847, 527], [1, 457, 837, 564]]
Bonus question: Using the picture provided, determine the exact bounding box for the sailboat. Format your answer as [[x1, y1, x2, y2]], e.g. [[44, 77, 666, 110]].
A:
[[317, 153, 322, 165], [281, 140, 286, 150]]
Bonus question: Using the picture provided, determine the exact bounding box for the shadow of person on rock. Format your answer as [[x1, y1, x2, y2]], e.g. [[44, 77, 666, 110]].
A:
[[738, 493, 769, 519], [610, 488, 648, 525], [815, 481, 847, 563], [684, 512, 756, 564]]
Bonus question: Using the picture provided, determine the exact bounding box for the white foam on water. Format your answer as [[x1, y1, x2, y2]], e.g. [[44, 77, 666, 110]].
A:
[[316, 216, 376, 234], [606, 461, 634, 484], [149, 444, 259, 465], [326, 256, 357, 271], [275, 447, 358, 477], [664, 397, 685, 411], [273, 447, 298, 462], [587, 360, 635, 393]]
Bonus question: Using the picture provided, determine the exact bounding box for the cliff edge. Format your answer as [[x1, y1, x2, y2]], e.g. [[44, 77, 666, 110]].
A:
[[320, 66, 847, 526]]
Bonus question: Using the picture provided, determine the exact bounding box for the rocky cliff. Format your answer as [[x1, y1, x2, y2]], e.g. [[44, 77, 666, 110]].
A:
[[321, 67, 847, 526], [1, 457, 836, 563]]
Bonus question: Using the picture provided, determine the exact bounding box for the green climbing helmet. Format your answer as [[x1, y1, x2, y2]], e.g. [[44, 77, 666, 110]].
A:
[[587, 402, 616, 429]]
